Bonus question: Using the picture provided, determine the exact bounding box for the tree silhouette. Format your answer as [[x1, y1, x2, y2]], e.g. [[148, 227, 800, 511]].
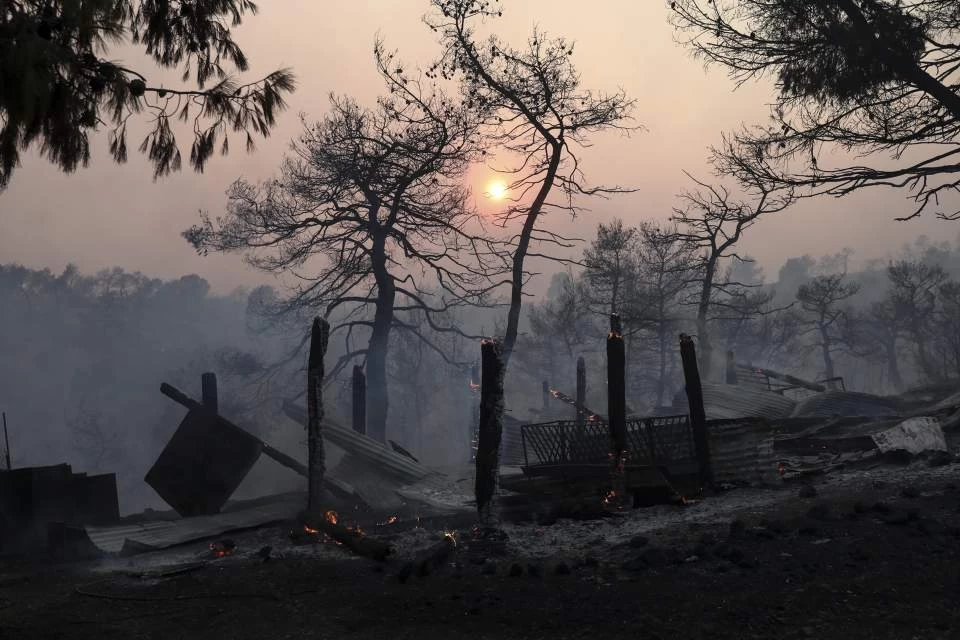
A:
[[0, 0, 295, 188], [185, 45, 502, 443], [426, 0, 637, 365], [669, 0, 960, 220]]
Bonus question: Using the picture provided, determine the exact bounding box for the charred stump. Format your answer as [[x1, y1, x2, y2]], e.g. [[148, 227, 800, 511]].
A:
[[201, 372, 218, 414], [397, 534, 457, 582], [307, 317, 330, 515], [352, 365, 367, 436], [475, 339, 505, 528], [680, 333, 712, 488], [576, 356, 586, 426], [607, 315, 628, 506]]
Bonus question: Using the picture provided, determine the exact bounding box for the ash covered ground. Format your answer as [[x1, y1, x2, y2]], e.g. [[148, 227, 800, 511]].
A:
[[4, 458, 959, 640]]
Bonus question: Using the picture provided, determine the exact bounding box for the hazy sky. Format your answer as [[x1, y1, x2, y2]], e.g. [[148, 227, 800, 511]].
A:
[[3, 1, 960, 295]]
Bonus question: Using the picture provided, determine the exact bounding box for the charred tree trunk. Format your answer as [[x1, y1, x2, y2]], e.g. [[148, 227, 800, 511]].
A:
[[576, 356, 586, 426], [541, 380, 550, 414], [352, 365, 367, 435], [696, 259, 717, 382], [502, 144, 563, 367], [885, 337, 904, 392], [201, 372, 218, 414], [607, 315, 627, 506], [725, 350, 738, 385], [307, 317, 330, 515], [819, 326, 836, 388], [367, 239, 396, 444], [680, 333, 712, 489], [475, 339, 505, 528]]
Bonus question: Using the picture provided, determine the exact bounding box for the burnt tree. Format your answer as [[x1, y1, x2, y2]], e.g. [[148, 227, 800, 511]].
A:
[[307, 317, 330, 515], [185, 45, 500, 444], [670, 0, 960, 221], [475, 339, 505, 527], [427, 0, 637, 367], [607, 315, 627, 505], [680, 333, 712, 488]]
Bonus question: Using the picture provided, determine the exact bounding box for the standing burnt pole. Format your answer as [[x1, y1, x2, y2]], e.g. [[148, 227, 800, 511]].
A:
[[201, 372, 218, 414], [2, 412, 10, 471], [475, 339, 505, 528], [607, 315, 628, 506], [725, 350, 738, 385], [576, 356, 586, 426], [541, 380, 550, 415], [352, 365, 367, 436], [307, 317, 330, 515], [680, 333, 713, 489]]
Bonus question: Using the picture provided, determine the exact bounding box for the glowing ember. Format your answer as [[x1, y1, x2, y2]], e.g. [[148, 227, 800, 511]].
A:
[[443, 531, 458, 547], [777, 462, 786, 477], [324, 510, 338, 525], [379, 515, 399, 526], [603, 490, 617, 505], [304, 525, 319, 535], [209, 540, 236, 558]]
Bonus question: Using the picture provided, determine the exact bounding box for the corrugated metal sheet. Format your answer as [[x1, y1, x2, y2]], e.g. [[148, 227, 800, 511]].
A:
[[790, 391, 903, 418], [85, 497, 302, 555], [282, 402, 437, 484], [707, 418, 780, 486], [702, 383, 796, 420]]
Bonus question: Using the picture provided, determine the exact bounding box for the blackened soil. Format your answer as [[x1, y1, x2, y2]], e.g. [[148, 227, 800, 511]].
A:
[[3, 472, 960, 640]]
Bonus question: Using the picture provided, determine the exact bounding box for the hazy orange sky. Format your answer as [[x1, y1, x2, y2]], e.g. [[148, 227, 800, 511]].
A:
[[3, 1, 960, 295]]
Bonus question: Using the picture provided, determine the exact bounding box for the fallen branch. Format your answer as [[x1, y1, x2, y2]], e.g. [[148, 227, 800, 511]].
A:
[[397, 534, 457, 583], [299, 512, 392, 562]]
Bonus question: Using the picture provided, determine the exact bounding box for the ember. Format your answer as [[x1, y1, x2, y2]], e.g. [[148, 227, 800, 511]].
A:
[[324, 510, 338, 525], [209, 539, 236, 558], [379, 515, 399, 526]]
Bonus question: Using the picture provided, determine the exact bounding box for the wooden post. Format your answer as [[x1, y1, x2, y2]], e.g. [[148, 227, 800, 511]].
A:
[[352, 365, 366, 435], [576, 356, 586, 426], [607, 315, 628, 505], [680, 333, 712, 488], [475, 339, 505, 528], [725, 350, 738, 385], [307, 317, 330, 515], [2, 412, 9, 471], [201, 372, 218, 414]]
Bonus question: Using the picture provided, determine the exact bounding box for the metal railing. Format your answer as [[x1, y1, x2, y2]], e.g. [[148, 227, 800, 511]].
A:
[[520, 415, 695, 469]]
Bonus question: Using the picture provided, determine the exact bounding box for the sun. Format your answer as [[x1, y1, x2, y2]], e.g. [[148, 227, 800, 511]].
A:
[[486, 180, 508, 201]]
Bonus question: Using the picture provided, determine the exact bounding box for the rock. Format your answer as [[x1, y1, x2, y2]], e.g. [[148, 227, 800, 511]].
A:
[[508, 563, 524, 577], [799, 485, 818, 499], [555, 561, 571, 576], [628, 535, 649, 548], [481, 560, 497, 575]]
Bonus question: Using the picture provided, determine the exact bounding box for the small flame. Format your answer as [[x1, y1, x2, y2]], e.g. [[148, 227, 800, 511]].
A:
[[443, 531, 458, 548], [304, 525, 319, 535], [379, 515, 399, 526], [324, 510, 338, 525], [603, 490, 617, 505]]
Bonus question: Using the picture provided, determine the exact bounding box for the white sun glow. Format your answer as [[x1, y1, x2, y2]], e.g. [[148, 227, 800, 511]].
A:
[[486, 180, 508, 201]]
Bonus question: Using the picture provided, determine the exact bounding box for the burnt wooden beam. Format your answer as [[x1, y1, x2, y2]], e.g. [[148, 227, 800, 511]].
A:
[[680, 333, 713, 488], [607, 315, 628, 505], [201, 372, 218, 414], [307, 317, 330, 515], [300, 512, 392, 562], [476, 339, 505, 527]]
